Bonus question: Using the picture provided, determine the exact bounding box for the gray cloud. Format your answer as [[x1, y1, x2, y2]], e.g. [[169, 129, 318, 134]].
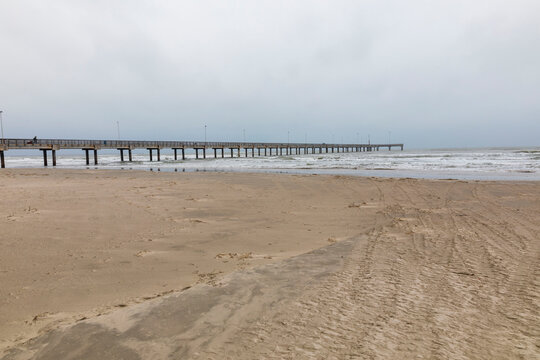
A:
[[1, 0, 539, 148]]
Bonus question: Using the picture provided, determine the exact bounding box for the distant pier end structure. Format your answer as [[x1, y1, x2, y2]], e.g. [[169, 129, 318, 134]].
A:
[[0, 138, 404, 168]]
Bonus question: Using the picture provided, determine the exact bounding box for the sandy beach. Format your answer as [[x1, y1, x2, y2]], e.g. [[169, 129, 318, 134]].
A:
[[1, 169, 539, 359]]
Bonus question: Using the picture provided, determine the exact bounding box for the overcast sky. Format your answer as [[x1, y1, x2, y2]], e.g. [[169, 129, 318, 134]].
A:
[[1, 0, 539, 148]]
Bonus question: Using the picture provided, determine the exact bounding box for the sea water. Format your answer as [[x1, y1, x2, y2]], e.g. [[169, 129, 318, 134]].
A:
[[2, 147, 539, 181]]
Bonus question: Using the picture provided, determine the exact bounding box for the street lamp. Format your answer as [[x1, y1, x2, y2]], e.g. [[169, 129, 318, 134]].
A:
[[204, 125, 207, 143], [287, 130, 290, 145]]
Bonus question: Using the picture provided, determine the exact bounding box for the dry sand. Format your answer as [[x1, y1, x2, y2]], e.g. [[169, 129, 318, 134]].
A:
[[0, 169, 539, 359]]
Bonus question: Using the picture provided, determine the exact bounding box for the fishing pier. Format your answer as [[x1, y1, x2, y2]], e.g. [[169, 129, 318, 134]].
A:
[[0, 138, 404, 168]]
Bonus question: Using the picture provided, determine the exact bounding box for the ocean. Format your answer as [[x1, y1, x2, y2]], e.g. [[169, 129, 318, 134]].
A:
[[2, 147, 539, 181]]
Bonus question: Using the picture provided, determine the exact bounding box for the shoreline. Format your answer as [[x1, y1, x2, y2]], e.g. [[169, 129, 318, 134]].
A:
[[2, 165, 540, 182], [1, 169, 539, 358]]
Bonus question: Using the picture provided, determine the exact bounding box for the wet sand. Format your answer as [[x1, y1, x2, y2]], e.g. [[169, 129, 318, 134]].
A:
[[1, 169, 539, 359]]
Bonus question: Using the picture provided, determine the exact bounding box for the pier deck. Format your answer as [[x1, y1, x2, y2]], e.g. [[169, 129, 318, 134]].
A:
[[0, 138, 404, 168]]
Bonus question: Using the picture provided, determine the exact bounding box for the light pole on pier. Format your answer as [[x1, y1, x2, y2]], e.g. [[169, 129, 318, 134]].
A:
[[388, 131, 391, 144], [204, 125, 207, 143], [0, 111, 4, 145], [287, 130, 290, 145]]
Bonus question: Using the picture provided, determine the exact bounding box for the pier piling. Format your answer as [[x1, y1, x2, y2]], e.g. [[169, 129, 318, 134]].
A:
[[41, 149, 48, 166]]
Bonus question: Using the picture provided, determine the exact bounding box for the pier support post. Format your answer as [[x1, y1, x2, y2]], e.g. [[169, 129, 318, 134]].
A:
[[119, 149, 124, 162], [195, 149, 199, 159], [84, 149, 89, 165], [237, 148, 241, 157], [265, 148, 267, 156], [94, 150, 98, 165], [0, 151, 4, 169], [258, 148, 261, 156], [157, 148, 161, 161], [230, 148, 234, 158], [42, 149, 48, 166], [52, 150, 57, 166], [214, 148, 217, 158], [251, 148, 255, 157], [129, 149, 133, 161], [245, 148, 248, 157], [174, 148, 177, 160], [148, 149, 153, 161], [221, 148, 224, 158], [203, 148, 206, 159], [182, 148, 185, 160]]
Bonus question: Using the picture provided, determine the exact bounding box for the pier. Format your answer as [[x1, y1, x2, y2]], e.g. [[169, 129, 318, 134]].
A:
[[0, 138, 404, 168]]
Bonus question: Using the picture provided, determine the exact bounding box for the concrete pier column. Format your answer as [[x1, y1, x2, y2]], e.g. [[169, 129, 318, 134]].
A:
[[265, 148, 267, 156], [221, 148, 224, 158], [42, 150, 48, 166], [203, 148, 206, 159], [84, 149, 90, 165], [181, 148, 185, 160], [0, 151, 4, 169], [214, 148, 217, 158], [148, 149, 153, 161], [174, 148, 177, 160], [230, 148, 234, 158], [269, 148, 272, 156], [251, 148, 255, 157], [52, 150, 57, 166], [195, 148, 199, 159], [129, 149, 133, 161], [258, 148, 261, 156], [94, 150, 98, 165], [157, 148, 161, 161], [237, 148, 241, 157], [245, 148, 248, 157], [401, 145, 403, 151], [119, 149, 124, 162]]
